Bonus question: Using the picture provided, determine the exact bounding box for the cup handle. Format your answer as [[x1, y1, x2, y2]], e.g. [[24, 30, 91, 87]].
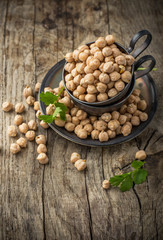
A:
[[126, 30, 152, 58], [134, 55, 156, 79]]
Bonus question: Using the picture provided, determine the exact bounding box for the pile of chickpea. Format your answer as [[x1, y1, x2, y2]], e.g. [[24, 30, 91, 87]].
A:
[[45, 81, 148, 142], [2, 83, 49, 164], [64, 35, 135, 103]]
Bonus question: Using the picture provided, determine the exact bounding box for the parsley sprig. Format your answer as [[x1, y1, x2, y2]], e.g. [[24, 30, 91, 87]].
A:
[[110, 160, 147, 192], [39, 87, 67, 124]]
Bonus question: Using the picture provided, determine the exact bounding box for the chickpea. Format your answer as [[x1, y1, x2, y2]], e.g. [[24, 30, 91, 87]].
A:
[[78, 45, 89, 52], [64, 90, 70, 97], [125, 55, 135, 66], [37, 144, 47, 154], [87, 85, 97, 94], [107, 130, 116, 139], [79, 94, 86, 101], [28, 120, 37, 130], [10, 143, 21, 154], [103, 62, 114, 73], [93, 70, 101, 79], [91, 129, 100, 140], [36, 110, 42, 118], [105, 35, 115, 45], [79, 52, 89, 61], [111, 111, 120, 120], [80, 78, 88, 88], [110, 71, 120, 81], [99, 63, 104, 72], [89, 116, 97, 124], [133, 110, 142, 116], [65, 52, 74, 62], [26, 96, 35, 106], [35, 135, 46, 145], [126, 66, 131, 71], [70, 152, 81, 163], [84, 73, 95, 85], [124, 113, 132, 121], [116, 126, 122, 135], [37, 153, 49, 164], [108, 88, 118, 98], [19, 123, 28, 134], [74, 124, 83, 134], [119, 115, 127, 125], [127, 95, 136, 104], [77, 129, 88, 139], [96, 120, 107, 131], [40, 120, 49, 129], [73, 49, 80, 61], [34, 101, 40, 111], [59, 96, 71, 107], [139, 112, 148, 122], [95, 37, 107, 48], [84, 124, 93, 134], [73, 75, 81, 86], [76, 85, 85, 95], [105, 55, 114, 63], [84, 49, 90, 55], [99, 73, 110, 84], [121, 71, 132, 83], [35, 82, 41, 92], [96, 82, 107, 93], [102, 180, 110, 189], [134, 96, 141, 104], [119, 65, 125, 74], [80, 119, 90, 126], [15, 102, 25, 113], [66, 80, 76, 92], [112, 48, 122, 57], [101, 113, 112, 122], [16, 137, 27, 148], [8, 125, 17, 137], [115, 55, 126, 65], [121, 124, 132, 136], [88, 58, 100, 70], [84, 65, 93, 74], [108, 120, 120, 130], [76, 62, 86, 74], [76, 110, 87, 120], [2, 102, 13, 112], [115, 80, 125, 92], [46, 104, 55, 115], [25, 130, 35, 141], [23, 86, 33, 98], [65, 114, 71, 123], [137, 100, 147, 111], [64, 62, 75, 73], [65, 122, 75, 132], [107, 81, 114, 89], [44, 87, 54, 93], [125, 121, 132, 129], [65, 73, 73, 82], [71, 68, 78, 77], [90, 43, 96, 49], [133, 88, 141, 96], [54, 118, 65, 127], [113, 63, 119, 72], [109, 44, 117, 49], [71, 116, 79, 125], [99, 131, 109, 142], [71, 107, 78, 116], [131, 116, 140, 126], [85, 94, 96, 103], [127, 103, 137, 114], [97, 93, 108, 102], [14, 115, 23, 125], [74, 159, 87, 171], [86, 56, 94, 65], [102, 46, 112, 57], [135, 150, 147, 160], [94, 51, 104, 61], [120, 104, 127, 114]]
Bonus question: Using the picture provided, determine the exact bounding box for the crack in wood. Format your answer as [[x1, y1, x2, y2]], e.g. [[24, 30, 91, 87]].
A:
[[144, 130, 157, 150], [42, 166, 46, 240], [101, 148, 105, 179]]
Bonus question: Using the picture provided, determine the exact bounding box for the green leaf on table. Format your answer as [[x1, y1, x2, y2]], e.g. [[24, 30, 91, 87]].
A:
[[120, 174, 133, 192], [40, 91, 58, 105], [110, 174, 128, 187], [38, 115, 54, 123], [133, 169, 147, 184], [131, 160, 145, 169]]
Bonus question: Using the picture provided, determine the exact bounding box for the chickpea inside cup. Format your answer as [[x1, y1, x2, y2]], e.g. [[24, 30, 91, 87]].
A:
[[64, 34, 135, 103]]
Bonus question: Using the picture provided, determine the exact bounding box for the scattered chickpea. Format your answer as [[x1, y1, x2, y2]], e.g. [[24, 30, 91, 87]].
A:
[[34, 101, 40, 111], [37, 144, 47, 154], [37, 153, 49, 164], [102, 180, 110, 189], [28, 120, 37, 130], [8, 125, 17, 137], [35, 135, 46, 145], [15, 103, 25, 113], [135, 150, 147, 160], [25, 130, 35, 141], [2, 102, 13, 112], [35, 82, 41, 92], [23, 86, 33, 98], [70, 152, 81, 163], [26, 96, 35, 106], [40, 120, 49, 129], [16, 137, 27, 148], [19, 123, 28, 134], [10, 143, 21, 154], [74, 159, 87, 171], [14, 115, 23, 125]]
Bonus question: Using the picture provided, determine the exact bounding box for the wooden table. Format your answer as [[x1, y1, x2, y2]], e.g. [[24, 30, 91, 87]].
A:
[[0, 0, 163, 239]]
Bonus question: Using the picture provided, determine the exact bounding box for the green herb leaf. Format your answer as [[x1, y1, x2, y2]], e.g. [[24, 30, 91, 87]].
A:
[[52, 107, 62, 119], [55, 102, 67, 112], [110, 173, 129, 187], [39, 115, 54, 123], [133, 169, 147, 184], [59, 111, 66, 121], [131, 160, 145, 169], [40, 91, 58, 105], [57, 86, 65, 97], [137, 67, 157, 71], [120, 174, 133, 192]]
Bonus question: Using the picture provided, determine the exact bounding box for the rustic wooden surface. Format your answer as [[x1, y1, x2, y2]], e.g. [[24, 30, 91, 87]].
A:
[[0, 0, 163, 239]]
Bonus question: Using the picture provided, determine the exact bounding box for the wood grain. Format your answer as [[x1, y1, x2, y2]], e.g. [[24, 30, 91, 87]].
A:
[[0, 0, 163, 239]]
